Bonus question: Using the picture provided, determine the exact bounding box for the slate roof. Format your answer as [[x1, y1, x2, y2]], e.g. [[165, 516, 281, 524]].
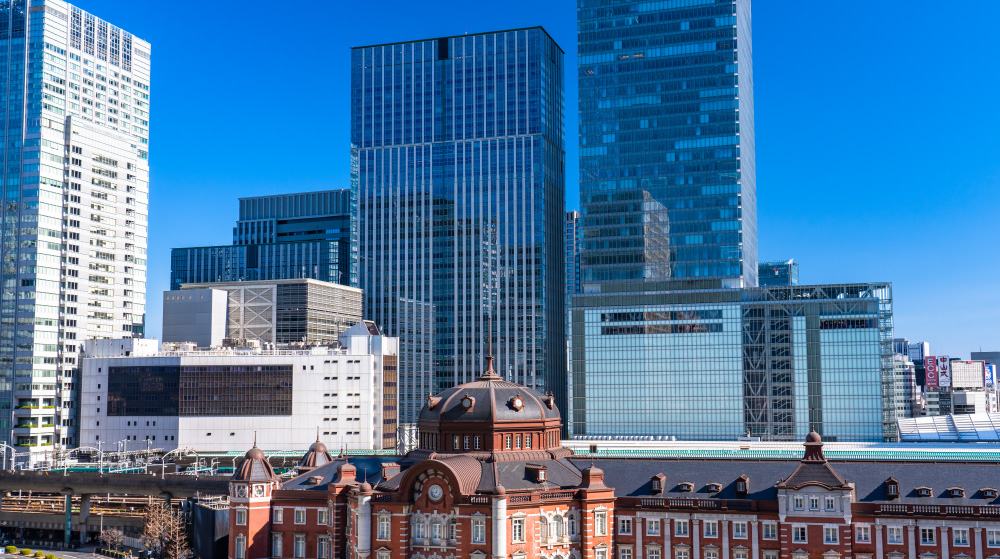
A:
[[280, 455, 401, 491]]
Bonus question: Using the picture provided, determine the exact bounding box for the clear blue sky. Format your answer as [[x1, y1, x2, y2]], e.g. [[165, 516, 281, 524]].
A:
[[79, 0, 1000, 357]]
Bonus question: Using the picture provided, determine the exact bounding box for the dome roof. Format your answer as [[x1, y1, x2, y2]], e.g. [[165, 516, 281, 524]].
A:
[[418, 357, 560, 425], [298, 434, 335, 469], [806, 431, 822, 443], [232, 442, 278, 482]]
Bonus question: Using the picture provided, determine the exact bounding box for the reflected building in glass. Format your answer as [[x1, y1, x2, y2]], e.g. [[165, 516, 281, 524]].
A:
[[352, 28, 566, 423], [758, 258, 799, 286]]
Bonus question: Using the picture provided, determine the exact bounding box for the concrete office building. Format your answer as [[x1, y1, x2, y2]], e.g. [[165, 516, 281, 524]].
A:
[[170, 189, 356, 291], [972, 351, 1000, 371], [353, 28, 566, 423], [0, 1, 151, 455], [79, 323, 398, 452], [165, 278, 362, 347]]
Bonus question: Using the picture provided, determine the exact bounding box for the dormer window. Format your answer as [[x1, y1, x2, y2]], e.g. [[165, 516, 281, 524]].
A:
[[981, 488, 998, 499], [526, 463, 548, 483], [947, 487, 965, 498], [735, 474, 749, 496], [916, 486, 932, 497], [650, 473, 666, 495], [706, 483, 722, 493], [885, 477, 899, 499], [678, 482, 694, 492]]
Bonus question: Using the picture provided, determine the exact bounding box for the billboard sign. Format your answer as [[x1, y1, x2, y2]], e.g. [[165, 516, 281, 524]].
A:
[[926, 355, 938, 389], [938, 356, 951, 388], [986, 364, 996, 387]]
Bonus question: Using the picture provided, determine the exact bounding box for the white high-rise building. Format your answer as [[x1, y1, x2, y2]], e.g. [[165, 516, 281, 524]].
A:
[[0, 0, 150, 457]]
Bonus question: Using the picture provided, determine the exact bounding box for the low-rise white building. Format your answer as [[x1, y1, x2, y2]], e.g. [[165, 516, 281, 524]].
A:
[[79, 322, 398, 453]]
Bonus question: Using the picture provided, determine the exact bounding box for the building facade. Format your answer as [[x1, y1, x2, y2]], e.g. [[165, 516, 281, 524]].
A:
[[0, 0, 151, 454], [566, 211, 583, 336], [228, 362, 1000, 559], [571, 283, 896, 442], [578, 0, 756, 291], [80, 323, 398, 452], [169, 278, 363, 347], [352, 28, 567, 423], [171, 189, 356, 291], [758, 260, 799, 287]]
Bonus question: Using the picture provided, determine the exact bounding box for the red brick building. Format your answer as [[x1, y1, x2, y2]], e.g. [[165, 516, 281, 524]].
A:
[[229, 357, 1000, 559]]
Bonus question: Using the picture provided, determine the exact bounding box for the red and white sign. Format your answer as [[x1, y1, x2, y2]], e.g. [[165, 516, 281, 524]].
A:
[[938, 356, 951, 388], [926, 355, 938, 389]]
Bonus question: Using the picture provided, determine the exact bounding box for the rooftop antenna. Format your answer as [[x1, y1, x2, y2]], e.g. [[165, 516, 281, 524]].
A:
[[253, 431, 257, 448]]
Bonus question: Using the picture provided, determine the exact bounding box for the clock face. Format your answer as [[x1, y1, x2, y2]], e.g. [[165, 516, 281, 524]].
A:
[[514, 397, 524, 409], [428, 483, 444, 501], [253, 485, 265, 497]]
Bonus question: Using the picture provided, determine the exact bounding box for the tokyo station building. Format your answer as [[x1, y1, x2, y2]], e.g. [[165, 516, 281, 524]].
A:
[[228, 355, 1000, 559]]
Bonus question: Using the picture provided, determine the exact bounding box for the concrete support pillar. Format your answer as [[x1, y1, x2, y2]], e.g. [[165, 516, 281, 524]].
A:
[[751, 521, 760, 559], [875, 522, 884, 559], [975, 528, 984, 559], [63, 493, 73, 547], [941, 527, 949, 559], [907, 526, 916, 559], [693, 519, 701, 559], [357, 494, 371, 557], [492, 496, 507, 559], [722, 519, 730, 559], [79, 495, 92, 542]]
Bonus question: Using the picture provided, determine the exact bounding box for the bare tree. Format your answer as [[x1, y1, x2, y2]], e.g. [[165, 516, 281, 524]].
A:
[[141, 501, 190, 559], [100, 529, 126, 551]]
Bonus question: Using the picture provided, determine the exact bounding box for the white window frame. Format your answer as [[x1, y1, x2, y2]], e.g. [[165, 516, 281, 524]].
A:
[[317, 536, 329, 559], [733, 521, 748, 539], [472, 517, 486, 544], [596, 549, 607, 559], [704, 550, 719, 559], [647, 548, 662, 559], [235, 535, 246, 559], [512, 517, 526, 543], [272, 533, 282, 558], [376, 515, 391, 540], [793, 525, 807, 544], [954, 528, 970, 547], [704, 520, 718, 538], [595, 511, 608, 536], [619, 516, 633, 535], [733, 550, 748, 559], [793, 495, 804, 510], [672, 548, 686, 559], [763, 522, 777, 540], [855, 524, 871, 544], [294, 508, 306, 525], [647, 518, 661, 536], [920, 527, 936, 545], [887, 526, 903, 544], [293, 534, 306, 559], [809, 496, 819, 510], [234, 508, 247, 526], [824, 526, 839, 544], [273, 507, 284, 524], [317, 508, 328, 526], [988, 529, 1000, 547], [619, 548, 633, 559], [675, 519, 689, 537], [825, 496, 836, 511]]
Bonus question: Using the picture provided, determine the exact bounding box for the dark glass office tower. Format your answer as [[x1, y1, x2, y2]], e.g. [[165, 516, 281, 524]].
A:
[[352, 28, 566, 423], [578, 0, 755, 291]]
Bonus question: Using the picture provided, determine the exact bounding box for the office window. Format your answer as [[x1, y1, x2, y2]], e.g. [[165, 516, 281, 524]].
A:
[[825, 497, 836, 511], [473, 518, 486, 543], [235, 509, 247, 526], [793, 525, 807, 543], [733, 522, 748, 539], [673, 549, 687, 559], [675, 520, 689, 537], [596, 511, 608, 536], [272, 534, 282, 557], [921, 528, 936, 545], [377, 516, 391, 540], [855, 525, 871, 543], [888, 526, 903, 544], [294, 508, 306, 524], [704, 521, 718, 538], [619, 517, 633, 535], [954, 528, 970, 546], [293, 534, 305, 559], [647, 518, 661, 536], [513, 517, 525, 542], [989, 530, 1000, 547], [763, 522, 777, 540], [824, 527, 838, 544]]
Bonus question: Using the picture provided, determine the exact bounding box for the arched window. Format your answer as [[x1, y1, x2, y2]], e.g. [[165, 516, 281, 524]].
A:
[[448, 518, 458, 541], [414, 517, 427, 540], [540, 516, 549, 540], [553, 514, 564, 539], [431, 517, 442, 540], [235, 535, 246, 559], [568, 513, 579, 539]]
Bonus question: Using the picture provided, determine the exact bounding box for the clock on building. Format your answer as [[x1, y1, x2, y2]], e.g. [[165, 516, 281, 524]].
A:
[[428, 483, 443, 501]]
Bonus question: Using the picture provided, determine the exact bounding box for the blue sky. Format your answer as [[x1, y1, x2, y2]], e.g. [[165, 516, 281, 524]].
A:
[[80, 0, 1000, 357]]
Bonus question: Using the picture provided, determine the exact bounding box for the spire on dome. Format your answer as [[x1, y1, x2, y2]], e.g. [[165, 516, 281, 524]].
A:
[[479, 314, 501, 380]]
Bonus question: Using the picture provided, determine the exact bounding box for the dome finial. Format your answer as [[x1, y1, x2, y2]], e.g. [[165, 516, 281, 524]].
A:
[[480, 314, 500, 380]]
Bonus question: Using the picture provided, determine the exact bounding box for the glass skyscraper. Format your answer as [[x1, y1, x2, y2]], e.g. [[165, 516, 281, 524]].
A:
[[578, 0, 755, 291], [0, 0, 151, 454], [758, 258, 799, 286], [171, 189, 356, 290], [352, 28, 566, 423]]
